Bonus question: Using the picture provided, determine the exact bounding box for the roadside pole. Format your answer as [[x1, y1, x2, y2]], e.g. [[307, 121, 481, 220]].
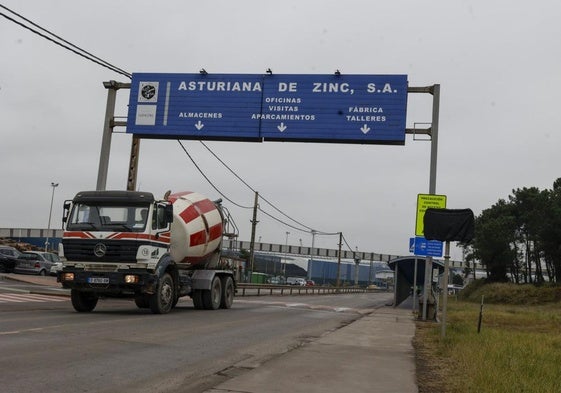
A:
[[441, 240, 451, 337], [336, 232, 342, 290], [248, 191, 259, 282], [412, 258, 418, 314], [96, 81, 130, 191]]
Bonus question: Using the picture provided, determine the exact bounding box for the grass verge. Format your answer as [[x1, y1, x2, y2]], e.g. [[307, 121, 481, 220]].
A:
[[414, 286, 561, 393]]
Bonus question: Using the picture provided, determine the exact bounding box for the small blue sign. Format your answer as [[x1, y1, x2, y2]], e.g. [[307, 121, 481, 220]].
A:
[[410, 236, 443, 257], [127, 73, 408, 145]]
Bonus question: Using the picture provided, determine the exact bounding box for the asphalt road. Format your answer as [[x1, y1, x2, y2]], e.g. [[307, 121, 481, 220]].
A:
[[0, 282, 392, 393]]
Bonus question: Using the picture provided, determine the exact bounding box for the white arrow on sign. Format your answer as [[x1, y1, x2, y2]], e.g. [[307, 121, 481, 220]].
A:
[[277, 122, 287, 132], [360, 124, 370, 134], [195, 121, 204, 130]]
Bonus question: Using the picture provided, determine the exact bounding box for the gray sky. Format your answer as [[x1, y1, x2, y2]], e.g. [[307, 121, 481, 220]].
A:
[[1, 0, 560, 261]]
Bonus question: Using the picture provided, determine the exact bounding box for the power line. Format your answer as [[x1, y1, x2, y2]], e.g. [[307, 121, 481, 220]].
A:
[[199, 141, 339, 236], [0, 4, 131, 78], [177, 140, 252, 209], [199, 141, 312, 229], [341, 233, 357, 254]]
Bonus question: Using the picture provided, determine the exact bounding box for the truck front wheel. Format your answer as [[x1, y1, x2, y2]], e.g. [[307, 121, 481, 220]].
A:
[[202, 276, 222, 310], [149, 273, 174, 314], [71, 289, 98, 312]]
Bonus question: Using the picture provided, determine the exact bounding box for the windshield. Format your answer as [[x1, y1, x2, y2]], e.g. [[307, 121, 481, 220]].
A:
[[66, 203, 150, 232]]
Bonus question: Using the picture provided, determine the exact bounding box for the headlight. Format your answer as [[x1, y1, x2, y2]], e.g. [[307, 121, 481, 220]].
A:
[[62, 272, 74, 281], [124, 275, 139, 284]]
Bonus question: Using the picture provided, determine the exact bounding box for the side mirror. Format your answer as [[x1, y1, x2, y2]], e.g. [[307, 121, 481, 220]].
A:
[[164, 204, 174, 224], [62, 200, 72, 224]]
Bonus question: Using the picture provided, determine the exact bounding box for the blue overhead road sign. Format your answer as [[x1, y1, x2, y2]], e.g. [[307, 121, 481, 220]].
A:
[[127, 73, 408, 145]]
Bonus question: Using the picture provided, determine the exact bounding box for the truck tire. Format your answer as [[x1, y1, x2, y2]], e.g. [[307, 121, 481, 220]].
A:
[[71, 289, 98, 312], [202, 276, 222, 310], [149, 272, 174, 314], [134, 294, 150, 309], [192, 290, 204, 310], [220, 276, 234, 309]]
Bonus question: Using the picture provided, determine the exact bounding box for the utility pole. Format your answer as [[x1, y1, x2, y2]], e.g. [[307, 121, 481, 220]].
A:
[[284, 231, 290, 278], [248, 191, 259, 282], [309, 230, 317, 281], [354, 254, 361, 287], [336, 232, 342, 288], [127, 136, 141, 191]]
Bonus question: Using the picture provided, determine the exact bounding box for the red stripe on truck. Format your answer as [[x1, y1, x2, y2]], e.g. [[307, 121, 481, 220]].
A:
[[209, 223, 223, 241], [179, 205, 199, 224], [178, 199, 218, 225], [190, 230, 207, 247], [63, 231, 95, 239], [189, 223, 222, 247], [193, 198, 218, 214]]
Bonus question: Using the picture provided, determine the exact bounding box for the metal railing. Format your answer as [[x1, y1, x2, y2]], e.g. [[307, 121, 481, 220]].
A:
[[236, 283, 387, 297]]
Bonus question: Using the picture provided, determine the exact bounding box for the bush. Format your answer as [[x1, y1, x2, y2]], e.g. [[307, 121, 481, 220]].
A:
[[459, 280, 561, 304]]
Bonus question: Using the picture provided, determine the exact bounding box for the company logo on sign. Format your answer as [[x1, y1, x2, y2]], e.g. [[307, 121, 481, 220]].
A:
[[135, 81, 159, 126], [138, 82, 159, 103]]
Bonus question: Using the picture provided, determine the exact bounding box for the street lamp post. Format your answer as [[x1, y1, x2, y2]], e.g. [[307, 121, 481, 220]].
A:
[[284, 231, 290, 278], [45, 182, 59, 252]]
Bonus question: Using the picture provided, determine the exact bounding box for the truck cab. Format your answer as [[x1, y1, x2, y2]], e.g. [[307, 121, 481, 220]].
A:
[[61, 190, 172, 270]]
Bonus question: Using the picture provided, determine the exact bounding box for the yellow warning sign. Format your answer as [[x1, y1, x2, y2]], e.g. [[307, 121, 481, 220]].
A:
[[415, 194, 447, 236]]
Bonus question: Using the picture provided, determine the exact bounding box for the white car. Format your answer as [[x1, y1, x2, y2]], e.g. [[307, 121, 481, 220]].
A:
[[286, 277, 306, 286], [50, 259, 64, 276]]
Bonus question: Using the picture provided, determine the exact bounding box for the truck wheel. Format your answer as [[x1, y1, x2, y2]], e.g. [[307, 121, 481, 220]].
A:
[[134, 294, 149, 309], [192, 290, 204, 310], [71, 289, 98, 312], [149, 273, 174, 314], [220, 276, 234, 309], [202, 276, 222, 310]]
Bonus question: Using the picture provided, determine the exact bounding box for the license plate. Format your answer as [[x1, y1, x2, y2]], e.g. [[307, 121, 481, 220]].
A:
[[87, 277, 109, 284]]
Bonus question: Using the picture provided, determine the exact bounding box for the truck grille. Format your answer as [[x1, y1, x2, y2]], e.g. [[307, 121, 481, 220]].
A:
[[62, 239, 143, 263]]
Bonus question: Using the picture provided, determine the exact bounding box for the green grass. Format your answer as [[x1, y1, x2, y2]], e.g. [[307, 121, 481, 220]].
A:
[[415, 283, 561, 393]]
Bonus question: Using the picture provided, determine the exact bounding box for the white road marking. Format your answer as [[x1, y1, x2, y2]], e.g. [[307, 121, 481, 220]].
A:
[[0, 293, 68, 303], [234, 299, 371, 314]]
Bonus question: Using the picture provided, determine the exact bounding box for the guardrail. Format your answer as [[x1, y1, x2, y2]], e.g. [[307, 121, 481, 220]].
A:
[[236, 283, 387, 296]]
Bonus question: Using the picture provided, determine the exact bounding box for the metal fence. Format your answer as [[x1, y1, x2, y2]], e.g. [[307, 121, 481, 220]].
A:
[[236, 283, 387, 297]]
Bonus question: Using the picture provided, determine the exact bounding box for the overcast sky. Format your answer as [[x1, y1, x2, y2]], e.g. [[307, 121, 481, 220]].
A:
[[1, 0, 560, 261]]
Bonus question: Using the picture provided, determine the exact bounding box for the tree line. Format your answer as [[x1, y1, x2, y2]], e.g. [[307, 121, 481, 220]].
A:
[[462, 178, 561, 284]]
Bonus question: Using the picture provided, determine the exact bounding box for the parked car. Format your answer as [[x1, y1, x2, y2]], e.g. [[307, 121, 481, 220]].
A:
[[14, 251, 60, 276], [50, 258, 64, 276], [286, 277, 306, 286], [305, 280, 315, 286], [0, 245, 22, 273]]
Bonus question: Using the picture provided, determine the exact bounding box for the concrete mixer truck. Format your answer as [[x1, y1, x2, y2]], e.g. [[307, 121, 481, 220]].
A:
[[57, 190, 238, 314]]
